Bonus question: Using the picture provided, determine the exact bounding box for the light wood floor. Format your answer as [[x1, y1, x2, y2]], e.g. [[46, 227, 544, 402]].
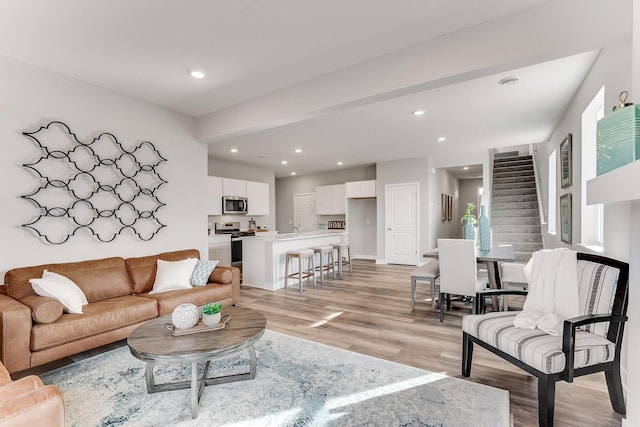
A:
[[238, 259, 622, 427]]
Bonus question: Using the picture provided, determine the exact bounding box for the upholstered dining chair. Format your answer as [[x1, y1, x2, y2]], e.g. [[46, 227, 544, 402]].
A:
[[437, 239, 488, 322], [462, 253, 629, 427]]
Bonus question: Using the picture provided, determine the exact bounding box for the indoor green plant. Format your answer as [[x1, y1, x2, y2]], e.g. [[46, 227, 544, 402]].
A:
[[460, 202, 477, 240], [201, 302, 222, 326]]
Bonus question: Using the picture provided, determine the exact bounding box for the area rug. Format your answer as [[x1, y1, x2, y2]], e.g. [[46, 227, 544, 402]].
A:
[[41, 330, 509, 426]]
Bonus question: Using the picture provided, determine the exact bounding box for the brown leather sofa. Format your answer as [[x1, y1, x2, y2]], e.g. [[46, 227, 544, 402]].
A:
[[0, 249, 240, 375], [0, 360, 64, 426]]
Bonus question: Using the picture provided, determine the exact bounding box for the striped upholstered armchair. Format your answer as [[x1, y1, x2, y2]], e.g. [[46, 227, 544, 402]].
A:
[[461, 253, 629, 427]]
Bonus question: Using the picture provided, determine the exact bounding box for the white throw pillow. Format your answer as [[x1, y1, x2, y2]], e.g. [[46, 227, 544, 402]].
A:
[[29, 270, 88, 314], [149, 258, 198, 294]]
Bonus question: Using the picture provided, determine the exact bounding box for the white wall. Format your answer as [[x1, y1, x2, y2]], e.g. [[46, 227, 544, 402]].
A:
[[0, 55, 207, 277], [538, 43, 631, 251], [459, 178, 484, 238], [346, 198, 377, 259], [207, 158, 276, 231], [427, 167, 460, 250], [275, 165, 376, 232]]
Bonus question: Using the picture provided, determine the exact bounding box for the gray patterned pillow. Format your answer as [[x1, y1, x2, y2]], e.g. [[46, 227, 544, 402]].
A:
[[190, 260, 219, 286]]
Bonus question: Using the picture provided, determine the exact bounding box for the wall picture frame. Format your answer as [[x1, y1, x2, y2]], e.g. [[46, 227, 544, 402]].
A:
[[447, 195, 453, 221], [560, 133, 572, 188], [441, 193, 447, 222], [560, 193, 572, 244]]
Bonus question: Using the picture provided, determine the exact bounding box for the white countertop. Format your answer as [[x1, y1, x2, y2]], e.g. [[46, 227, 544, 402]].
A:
[[243, 230, 347, 241]]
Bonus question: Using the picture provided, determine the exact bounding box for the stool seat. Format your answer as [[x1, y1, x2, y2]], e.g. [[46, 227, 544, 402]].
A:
[[288, 249, 314, 256], [311, 245, 333, 251], [410, 260, 440, 309]]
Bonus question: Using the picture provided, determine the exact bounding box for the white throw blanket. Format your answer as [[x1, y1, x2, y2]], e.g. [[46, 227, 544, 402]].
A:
[[513, 248, 579, 336]]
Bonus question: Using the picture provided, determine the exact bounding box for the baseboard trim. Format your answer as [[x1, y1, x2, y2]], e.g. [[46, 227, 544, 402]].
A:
[[353, 254, 376, 260], [375, 259, 387, 264]]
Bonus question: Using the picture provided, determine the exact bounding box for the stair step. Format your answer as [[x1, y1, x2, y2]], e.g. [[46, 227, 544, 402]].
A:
[[493, 177, 535, 186], [493, 201, 539, 210], [492, 188, 537, 196], [492, 208, 539, 218], [493, 233, 542, 243], [488, 224, 541, 234], [493, 165, 534, 174], [492, 194, 538, 203], [492, 216, 540, 226], [493, 181, 536, 190], [493, 171, 534, 180], [514, 252, 533, 263], [508, 242, 544, 252], [493, 157, 533, 168]]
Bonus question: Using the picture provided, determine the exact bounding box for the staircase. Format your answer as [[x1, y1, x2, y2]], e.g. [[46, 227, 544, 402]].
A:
[[490, 155, 543, 263]]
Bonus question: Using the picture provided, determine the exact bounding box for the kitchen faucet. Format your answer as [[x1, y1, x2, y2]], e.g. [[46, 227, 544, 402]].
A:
[[293, 224, 302, 234]]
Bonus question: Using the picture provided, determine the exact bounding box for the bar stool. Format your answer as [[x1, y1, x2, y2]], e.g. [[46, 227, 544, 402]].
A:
[[311, 245, 335, 282], [332, 243, 352, 278], [284, 249, 316, 291]]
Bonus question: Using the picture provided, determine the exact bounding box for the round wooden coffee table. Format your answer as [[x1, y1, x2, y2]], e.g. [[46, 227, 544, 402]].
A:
[[127, 306, 266, 419]]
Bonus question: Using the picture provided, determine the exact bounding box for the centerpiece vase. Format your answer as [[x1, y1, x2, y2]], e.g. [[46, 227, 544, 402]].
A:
[[478, 205, 491, 251], [462, 220, 475, 240]]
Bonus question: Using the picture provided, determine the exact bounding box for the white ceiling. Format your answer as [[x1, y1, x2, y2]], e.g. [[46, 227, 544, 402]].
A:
[[0, 0, 632, 177]]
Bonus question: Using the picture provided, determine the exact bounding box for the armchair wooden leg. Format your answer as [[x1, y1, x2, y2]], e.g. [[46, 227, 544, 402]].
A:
[[462, 332, 473, 377], [537, 375, 556, 427], [605, 367, 626, 415]]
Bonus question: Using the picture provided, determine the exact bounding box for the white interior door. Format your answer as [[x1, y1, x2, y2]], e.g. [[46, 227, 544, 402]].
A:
[[385, 183, 418, 265], [293, 193, 316, 232]]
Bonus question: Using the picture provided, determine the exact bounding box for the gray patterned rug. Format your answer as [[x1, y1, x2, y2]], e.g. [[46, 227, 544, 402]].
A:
[[41, 330, 509, 426]]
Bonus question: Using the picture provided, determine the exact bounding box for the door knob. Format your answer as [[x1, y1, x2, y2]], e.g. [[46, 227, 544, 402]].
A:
[[386, 228, 392, 231]]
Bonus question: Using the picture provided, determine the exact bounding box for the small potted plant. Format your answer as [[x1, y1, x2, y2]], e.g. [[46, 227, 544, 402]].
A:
[[460, 202, 477, 240], [201, 302, 222, 326]]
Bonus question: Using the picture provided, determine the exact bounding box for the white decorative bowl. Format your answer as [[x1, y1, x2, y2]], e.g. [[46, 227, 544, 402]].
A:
[[171, 303, 199, 329], [202, 312, 221, 327]]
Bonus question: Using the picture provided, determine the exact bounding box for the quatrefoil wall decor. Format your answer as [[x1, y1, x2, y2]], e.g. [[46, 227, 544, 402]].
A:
[[21, 121, 168, 244]]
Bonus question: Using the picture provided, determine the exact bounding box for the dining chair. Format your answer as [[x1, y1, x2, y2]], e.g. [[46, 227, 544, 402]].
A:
[[437, 239, 488, 322]]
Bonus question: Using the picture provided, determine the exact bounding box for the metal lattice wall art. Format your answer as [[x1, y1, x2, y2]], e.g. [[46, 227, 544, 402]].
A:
[[21, 121, 167, 244]]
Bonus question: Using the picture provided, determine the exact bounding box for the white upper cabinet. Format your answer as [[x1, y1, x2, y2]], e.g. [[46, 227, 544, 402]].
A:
[[246, 180, 269, 216], [207, 176, 223, 215], [345, 180, 376, 198], [316, 184, 346, 215], [222, 178, 246, 197]]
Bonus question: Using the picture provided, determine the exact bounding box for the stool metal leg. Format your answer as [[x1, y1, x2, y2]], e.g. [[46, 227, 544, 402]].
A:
[[310, 255, 317, 287], [298, 256, 304, 292], [284, 256, 290, 289]]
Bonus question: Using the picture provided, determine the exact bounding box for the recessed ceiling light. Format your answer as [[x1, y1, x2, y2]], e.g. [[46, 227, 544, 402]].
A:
[[463, 166, 469, 170], [291, 172, 297, 176], [436, 137, 446, 142], [188, 69, 205, 79], [337, 161, 343, 166], [230, 148, 238, 153], [295, 148, 302, 153], [499, 76, 519, 86], [281, 160, 288, 165], [412, 110, 425, 116]]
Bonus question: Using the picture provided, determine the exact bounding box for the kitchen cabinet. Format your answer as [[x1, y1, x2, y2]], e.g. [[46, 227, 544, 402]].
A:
[[208, 234, 231, 266], [207, 176, 223, 215], [316, 184, 345, 215], [345, 180, 376, 198], [246, 180, 269, 216], [222, 178, 246, 197]]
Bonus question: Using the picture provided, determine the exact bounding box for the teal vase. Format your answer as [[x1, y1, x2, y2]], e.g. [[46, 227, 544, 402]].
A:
[[462, 220, 474, 240], [478, 205, 491, 250]]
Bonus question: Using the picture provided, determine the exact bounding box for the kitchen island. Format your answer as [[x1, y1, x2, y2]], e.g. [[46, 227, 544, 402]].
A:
[[242, 230, 347, 290]]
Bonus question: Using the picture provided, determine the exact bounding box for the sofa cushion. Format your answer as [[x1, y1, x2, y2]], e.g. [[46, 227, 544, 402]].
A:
[[142, 283, 233, 316], [5, 257, 131, 303], [30, 295, 158, 351], [19, 295, 64, 324], [126, 249, 201, 294]]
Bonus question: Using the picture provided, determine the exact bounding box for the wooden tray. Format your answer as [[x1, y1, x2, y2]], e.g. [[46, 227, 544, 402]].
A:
[[164, 314, 230, 336]]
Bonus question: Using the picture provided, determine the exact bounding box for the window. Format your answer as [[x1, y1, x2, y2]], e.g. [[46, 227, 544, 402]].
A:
[[548, 149, 556, 234], [580, 86, 605, 248]]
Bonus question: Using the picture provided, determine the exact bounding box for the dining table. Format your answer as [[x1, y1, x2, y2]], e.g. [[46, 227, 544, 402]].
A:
[[422, 243, 515, 290]]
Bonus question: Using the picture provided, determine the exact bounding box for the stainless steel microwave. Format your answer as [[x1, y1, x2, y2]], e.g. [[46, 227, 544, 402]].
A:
[[222, 196, 248, 215]]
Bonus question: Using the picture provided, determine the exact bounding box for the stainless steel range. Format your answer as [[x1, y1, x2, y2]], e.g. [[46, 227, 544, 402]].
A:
[[214, 221, 255, 267]]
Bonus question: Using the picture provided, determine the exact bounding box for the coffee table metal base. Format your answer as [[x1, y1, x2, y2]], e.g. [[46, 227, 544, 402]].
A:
[[144, 345, 257, 419]]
